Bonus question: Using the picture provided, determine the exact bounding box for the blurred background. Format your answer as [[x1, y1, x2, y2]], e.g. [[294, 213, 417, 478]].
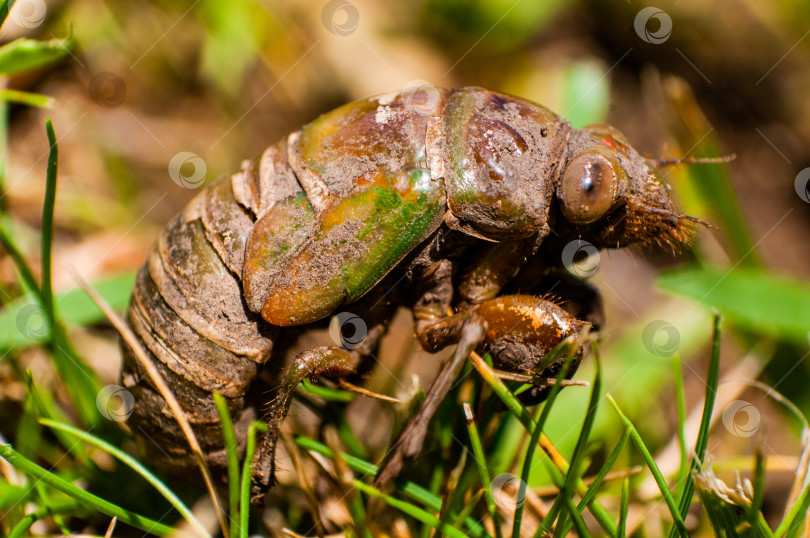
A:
[[1, 0, 810, 535]]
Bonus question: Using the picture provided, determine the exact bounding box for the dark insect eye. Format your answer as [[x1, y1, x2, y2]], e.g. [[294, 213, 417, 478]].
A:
[[558, 153, 618, 224]]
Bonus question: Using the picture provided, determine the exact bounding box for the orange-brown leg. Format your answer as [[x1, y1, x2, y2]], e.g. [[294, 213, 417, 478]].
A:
[[375, 294, 586, 485]]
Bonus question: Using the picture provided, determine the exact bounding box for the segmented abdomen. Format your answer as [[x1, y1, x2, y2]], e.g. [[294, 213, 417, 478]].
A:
[[121, 89, 450, 471], [121, 140, 302, 470]]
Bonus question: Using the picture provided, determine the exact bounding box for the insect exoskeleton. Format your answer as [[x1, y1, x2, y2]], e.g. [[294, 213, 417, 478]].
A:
[[120, 86, 701, 503]]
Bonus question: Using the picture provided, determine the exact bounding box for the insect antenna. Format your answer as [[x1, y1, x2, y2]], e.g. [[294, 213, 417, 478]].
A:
[[641, 205, 719, 230], [653, 153, 736, 166]]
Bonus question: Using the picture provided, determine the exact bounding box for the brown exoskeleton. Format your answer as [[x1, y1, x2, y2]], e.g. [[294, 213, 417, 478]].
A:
[[120, 86, 707, 503]]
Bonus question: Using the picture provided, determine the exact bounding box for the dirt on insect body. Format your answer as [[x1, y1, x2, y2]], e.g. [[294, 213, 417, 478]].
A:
[[119, 86, 708, 504]]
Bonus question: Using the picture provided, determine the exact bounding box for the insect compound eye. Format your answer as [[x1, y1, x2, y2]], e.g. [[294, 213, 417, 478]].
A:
[[558, 153, 619, 224]]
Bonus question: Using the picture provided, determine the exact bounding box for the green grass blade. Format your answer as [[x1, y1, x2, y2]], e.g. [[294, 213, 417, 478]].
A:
[[295, 394, 368, 458], [0, 272, 136, 350], [512, 358, 574, 538], [463, 403, 503, 538], [49, 333, 101, 425], [575, 427, 631, 517], [552, 351, 602, 535], [7, 500, 81, 538], [31, 483, 72, 535], [562, 494, 590, 537], [607, 394, 688, 537], [687, 142, 757, 267], [352, 480, 469, 538], [40, 119, 100, 426], [0, 443, 177, 535], [38, 418, 209, 537], [0, 0, 16, 28], [451, 488, 484, 530], [0, 226, 43, 301], [294, 435, 488, 538], [0, 89, 54, 108], [672, 355, 688, 499], [658, 268, 810, 345], [42, 119, 57, 321], [776, 476, 810, 537], [618, 477, 630, 538], [16, 381, 45, 458], [213, 393, 240, 538], [1, 123, 100, 425], [470, 352, 617, 535], [300, 379, 354, 402], [671, 315, 722, 536], [0, 33, 76, 75], [239, 421, 266, 538], [746, 448, 766, 531]]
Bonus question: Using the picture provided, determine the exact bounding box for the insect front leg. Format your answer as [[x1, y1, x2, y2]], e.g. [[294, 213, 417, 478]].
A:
[[507, 265, 605, 331], [377, 293, 586, 485], [249, 346, 357, 503], [249, 288, 395, 504], [499, 266, 604, 405]]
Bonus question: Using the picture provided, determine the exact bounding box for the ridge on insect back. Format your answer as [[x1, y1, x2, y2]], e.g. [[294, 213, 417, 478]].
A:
[[119, 86, 708, 504]]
